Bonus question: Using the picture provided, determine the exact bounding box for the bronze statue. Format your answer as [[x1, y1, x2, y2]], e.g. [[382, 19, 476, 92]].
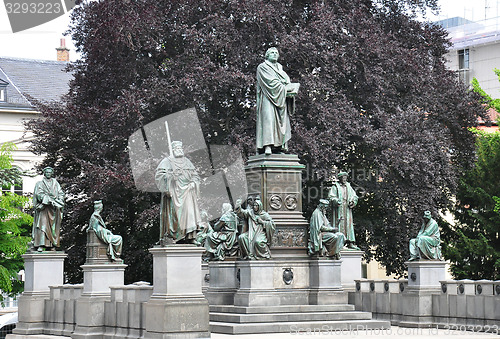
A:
[[88, 200, 123, 261], [308, 199, 345, 259], [155, 141, 201, 244], [256, 47, 300, 155], [194, 210, 212, 247], [328, 172, 359, 249], [409, 211, 442, 261], [204, 203, 238, 261], [236, 198, 275, 259], [32, 167, 64, 251]]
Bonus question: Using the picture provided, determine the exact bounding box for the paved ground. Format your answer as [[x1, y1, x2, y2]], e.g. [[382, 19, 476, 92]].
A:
[[212, 326, 499, 339]]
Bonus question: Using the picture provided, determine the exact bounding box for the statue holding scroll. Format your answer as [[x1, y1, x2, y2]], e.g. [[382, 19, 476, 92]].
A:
[[409, 211, 442, 261]]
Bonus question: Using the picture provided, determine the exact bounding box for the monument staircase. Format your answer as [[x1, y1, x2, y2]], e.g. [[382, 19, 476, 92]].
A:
[[209, 304, 389, 334]]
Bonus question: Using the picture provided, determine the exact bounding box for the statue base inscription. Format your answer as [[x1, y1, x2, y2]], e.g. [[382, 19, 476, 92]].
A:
[[245, 154, 308, 257]]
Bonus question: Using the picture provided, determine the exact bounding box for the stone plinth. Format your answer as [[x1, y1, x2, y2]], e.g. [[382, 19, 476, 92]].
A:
[[309, 258, 347, 305], [144, 245, 210, 339], [399, 260, 447, 328], [406, 260, 447, 291], [245, 154, 308, 257], [72, 263, 126, 339], [340, 249, 363, 291], [234, 260, 280, 307], [13, 251, 66, 335], [205, 260, 239, 305]]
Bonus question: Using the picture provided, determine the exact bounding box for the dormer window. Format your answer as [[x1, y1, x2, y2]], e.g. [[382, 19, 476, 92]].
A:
[[0, 79, 7, 102]]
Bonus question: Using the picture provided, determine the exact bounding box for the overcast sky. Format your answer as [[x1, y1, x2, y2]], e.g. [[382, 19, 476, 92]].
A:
[[0, 0, 497, 62]]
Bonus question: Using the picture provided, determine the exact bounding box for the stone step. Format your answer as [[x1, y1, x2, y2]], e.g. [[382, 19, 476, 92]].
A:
[[209, 304, 355, 314], [210, 310, 373, 323], [210, 319, 391, 334]]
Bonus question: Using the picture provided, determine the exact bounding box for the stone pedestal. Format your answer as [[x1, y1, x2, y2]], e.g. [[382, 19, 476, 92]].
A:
[[13, 251, 66, 335], [72, 263, 126, 339], [144, 245, 210, 339], [309, 258, 347, 305], [399, 260, 447, 328], [205, 260, 239, 305], [406, 260, 447, 291], [233, 260, 280, 307], [340, 249, 363, 291], [245, 154, 309, 257]]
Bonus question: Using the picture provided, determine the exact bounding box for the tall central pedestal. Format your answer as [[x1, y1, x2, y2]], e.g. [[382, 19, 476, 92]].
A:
[[245, 154, 308, 257], [144, 245, 210, 339]]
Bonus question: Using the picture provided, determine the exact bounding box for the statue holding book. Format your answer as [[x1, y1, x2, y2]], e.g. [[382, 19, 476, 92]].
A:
[[256, 47, 300, 155]]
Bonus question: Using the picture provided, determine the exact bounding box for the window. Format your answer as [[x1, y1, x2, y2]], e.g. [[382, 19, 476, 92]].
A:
[[458, 49, 470, 85], [458, 49, 469, 69], [0, 80, 7, 102]]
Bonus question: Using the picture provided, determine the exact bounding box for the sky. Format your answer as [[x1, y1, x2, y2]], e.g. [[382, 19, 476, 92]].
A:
[[0, 0, 497, 62]]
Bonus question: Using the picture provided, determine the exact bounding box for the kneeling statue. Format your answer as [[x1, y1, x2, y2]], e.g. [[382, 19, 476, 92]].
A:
[[308, 199, 345, 259]]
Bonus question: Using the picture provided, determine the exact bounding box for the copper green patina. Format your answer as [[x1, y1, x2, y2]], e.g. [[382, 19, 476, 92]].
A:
[[32, 167, 64, 251], [256, 47, 300, 155], [409, 211, 442, 261], [308, 199, 345, 259], [88, 200, 123, 261]]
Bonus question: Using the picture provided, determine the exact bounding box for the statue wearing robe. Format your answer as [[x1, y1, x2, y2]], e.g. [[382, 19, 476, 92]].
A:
[[328, 173, 358, 247], [409, 211, 442, 261], [155, 143, 201, 244], [256, 47, 299, 154], [204, 203, 238, 261], [308, 200, 345, 259], [32, 168, 64, 250], [236, 199, 275, 259], [88, 201, 122, 261]]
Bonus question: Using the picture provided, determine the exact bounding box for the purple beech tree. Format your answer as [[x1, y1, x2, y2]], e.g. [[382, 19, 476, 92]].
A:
[[28, 0, 485, 281]]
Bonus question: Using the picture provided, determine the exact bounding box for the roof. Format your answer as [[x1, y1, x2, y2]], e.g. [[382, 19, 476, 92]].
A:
[[0, 57, 73, 109]]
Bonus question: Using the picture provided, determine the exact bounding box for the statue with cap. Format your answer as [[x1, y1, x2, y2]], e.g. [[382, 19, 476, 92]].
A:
[[88, 200, 123, 261], [409, 211, 442, 261], [328, 171, 359, 249], [308, 199, 345, 259], [155, 141, 201, 244], [32, 167, 64, 251]]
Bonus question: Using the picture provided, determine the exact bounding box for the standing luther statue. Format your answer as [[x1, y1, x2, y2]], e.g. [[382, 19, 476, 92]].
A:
[[328, 172, 359, 250], [32, 167, 64, 251], [155, 141, 201, 244], [256, 47, 300, 155]]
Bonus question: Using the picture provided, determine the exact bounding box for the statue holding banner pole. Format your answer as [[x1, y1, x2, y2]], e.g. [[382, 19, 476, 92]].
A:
[[155, 140, 201, 244], [236, 198, 275, 259]]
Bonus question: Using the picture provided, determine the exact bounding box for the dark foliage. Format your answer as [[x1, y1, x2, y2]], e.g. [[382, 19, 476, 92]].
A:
[[27, 0, 483, 281], [442, 130, 500, 280]]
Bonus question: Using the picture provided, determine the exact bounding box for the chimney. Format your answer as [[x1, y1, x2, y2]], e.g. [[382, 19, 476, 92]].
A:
[[56, 38, 70, 62]]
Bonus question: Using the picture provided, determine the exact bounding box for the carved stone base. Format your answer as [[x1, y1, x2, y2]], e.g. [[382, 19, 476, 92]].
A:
[[245, 154, 308, 258]]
